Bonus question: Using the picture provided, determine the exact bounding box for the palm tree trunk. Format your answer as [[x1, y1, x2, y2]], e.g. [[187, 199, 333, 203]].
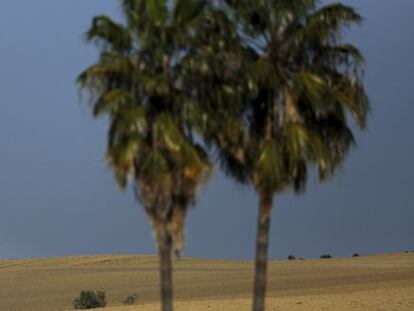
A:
[[252, 192, 273, 311], [159, 226, 173, 311]]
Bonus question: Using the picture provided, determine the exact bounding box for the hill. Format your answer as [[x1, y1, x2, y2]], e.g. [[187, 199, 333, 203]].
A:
[[0, 253, 413, 310]]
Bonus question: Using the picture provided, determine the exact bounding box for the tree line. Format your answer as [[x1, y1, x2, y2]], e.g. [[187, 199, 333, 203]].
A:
[[78, 1, 369, 311]]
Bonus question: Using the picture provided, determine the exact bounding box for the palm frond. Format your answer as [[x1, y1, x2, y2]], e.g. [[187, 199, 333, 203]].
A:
[[93, 89, 133, 117], [303, 3, 362, 42], [252, 140, 285, 193], [174, 0, 206, 28], [86, 15, 132, 51]]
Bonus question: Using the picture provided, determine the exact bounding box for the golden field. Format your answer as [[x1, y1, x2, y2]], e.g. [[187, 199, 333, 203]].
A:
[[0, 253, 413, 310]]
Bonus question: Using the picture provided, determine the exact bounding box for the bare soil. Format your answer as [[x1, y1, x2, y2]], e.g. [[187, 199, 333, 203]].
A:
[[0, 253, 413, 310]]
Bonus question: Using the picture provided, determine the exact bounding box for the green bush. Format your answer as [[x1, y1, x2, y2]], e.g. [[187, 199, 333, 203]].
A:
[[320, 254, 332, 259], [352, 253, 360, 257], [288, 255, 296, 260], [122, 293, 139, 305], [73, 290, 107, 309]]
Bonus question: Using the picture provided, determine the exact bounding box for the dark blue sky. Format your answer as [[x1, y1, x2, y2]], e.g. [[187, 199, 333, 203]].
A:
[[0, 0, 413, 260]]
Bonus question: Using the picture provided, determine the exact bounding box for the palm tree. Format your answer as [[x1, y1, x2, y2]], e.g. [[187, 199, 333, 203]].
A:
[[215, 1, 369, 310], [78, 1, 211, 310]]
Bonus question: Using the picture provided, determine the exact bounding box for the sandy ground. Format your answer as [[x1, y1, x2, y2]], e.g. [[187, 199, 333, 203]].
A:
[[0, 253, 413, 310]]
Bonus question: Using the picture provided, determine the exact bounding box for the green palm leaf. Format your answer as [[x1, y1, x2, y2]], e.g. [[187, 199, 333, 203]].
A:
[[86, 15, 132, 51]]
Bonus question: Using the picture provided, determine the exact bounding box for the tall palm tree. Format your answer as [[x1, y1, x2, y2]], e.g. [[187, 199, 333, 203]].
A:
[[78, 1, 211, 310], [216, 1, 369, 310]]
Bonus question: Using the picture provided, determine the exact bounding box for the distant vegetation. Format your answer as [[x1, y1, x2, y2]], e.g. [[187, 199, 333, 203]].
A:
[[288, 255, 296, 260], [73, 290, 106, 309], [123, 293, 139, 305], [320, 254, 333, 259], [352, 253, 360, 257]]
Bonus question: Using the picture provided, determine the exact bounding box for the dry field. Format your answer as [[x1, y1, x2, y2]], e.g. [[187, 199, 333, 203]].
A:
[[0, 253, 413, 310]]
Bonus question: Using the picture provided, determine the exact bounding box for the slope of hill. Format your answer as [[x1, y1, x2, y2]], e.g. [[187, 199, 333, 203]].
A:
[[0, 253, 413, 310]]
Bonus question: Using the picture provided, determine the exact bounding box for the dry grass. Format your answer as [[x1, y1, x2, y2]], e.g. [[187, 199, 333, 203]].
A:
[[0, 253, 413, 310]]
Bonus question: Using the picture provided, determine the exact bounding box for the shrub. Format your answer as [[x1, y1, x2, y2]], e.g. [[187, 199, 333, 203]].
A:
[[73, 290, 107, 309], [122, 294, 139, 305], [320, 254, 332, 259], [288, 255, 296, 260], [352, 253, 360, 257]]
